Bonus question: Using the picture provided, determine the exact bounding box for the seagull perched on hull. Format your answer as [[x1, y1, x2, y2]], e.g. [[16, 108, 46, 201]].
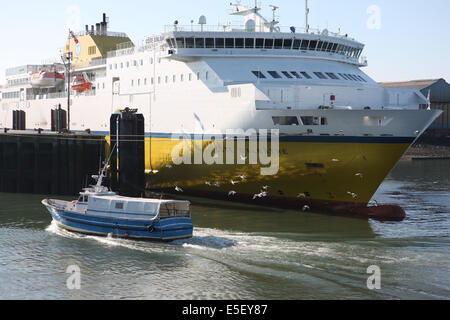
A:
[[228, 191, 237, 197], [175, 186, 184, 193], [231, 180, 239, 185], [347, 192, 358, 198], [237, 175, 247, 180], [253, 191, 268, 200], [302, 205, 310, 212], [297, 193, 306, 198]]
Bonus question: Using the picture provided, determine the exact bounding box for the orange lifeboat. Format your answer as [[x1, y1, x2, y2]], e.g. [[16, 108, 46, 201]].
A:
[[72, 73, 92, 93], [31, 71, 65, 88]]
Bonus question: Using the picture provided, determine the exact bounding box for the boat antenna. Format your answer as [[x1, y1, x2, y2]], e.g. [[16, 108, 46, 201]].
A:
[[305, 0, 310, 33], [95, 142, 117, 190]]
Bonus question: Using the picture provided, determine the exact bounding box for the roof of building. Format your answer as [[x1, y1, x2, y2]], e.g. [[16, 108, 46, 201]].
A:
[[379, 79, 441, 90]]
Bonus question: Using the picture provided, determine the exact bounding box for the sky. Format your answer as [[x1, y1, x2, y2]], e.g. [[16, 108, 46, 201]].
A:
[[0, 0, 449, 84]]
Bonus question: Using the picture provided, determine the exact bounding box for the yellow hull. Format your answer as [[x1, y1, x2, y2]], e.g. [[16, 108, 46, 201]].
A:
[[132, 137, 411, 205]]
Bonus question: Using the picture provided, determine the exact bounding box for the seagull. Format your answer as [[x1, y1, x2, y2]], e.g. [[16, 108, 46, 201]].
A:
[[166, 164, 173, 169], [252, 191, 268, 200], [332, 159, 340, 162], [347, 192, 358, 198], [240, 155, 247, 161], [231, 180, 239, 185], [237, 175, 247, 180], [175, 186, 184, 193], [205, 181, 212, 186], [302, 205, 310, 212], [262, 185, 270, 191], [297, 193, 306, 198], [355, 173, 364, 179], [228, 191, 237, 196]]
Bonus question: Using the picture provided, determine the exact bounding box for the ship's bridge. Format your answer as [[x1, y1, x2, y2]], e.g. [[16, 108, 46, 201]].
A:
[[163, 30, 366, 67], [161, 2, 366, 67]]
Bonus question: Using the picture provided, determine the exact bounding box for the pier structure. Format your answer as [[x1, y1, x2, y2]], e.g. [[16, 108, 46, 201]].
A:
[[0, 131, 105, 195]]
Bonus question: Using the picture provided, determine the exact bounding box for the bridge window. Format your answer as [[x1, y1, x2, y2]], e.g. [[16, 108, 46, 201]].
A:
[[300, 40, 309, 50], [291, 71, 302, 79], [317, 41, 324, 51], [283, 39, 292, 49], [338, 73, 349, 80], [264, 39, 274, 49], [321, 42, 329, 52], [195, 38, 205, 48], [216, 38, 225, 48], [282, 71, 293, 79], [308, 40, 318, 50], [176, 38, 185, 48], [251, 71, 266, 79], [115, 202, 124, 210], [205, 38, 214, 48], [255, 38, 264, 48], [235, 38, 244, 48], [225, 38, 234, 48], [268, 71, 282, 79], [293, 39, 301, 50], [331, 43, 338, 52], [185, 38, 194, 48], [326, 43, 334, 52], [301, 72, 312, 79], [245, 38, 254, 48], [274, 39, 283, 49]]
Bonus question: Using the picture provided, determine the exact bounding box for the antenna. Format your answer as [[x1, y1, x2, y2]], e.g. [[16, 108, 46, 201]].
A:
[[305, 0, 310, 33]]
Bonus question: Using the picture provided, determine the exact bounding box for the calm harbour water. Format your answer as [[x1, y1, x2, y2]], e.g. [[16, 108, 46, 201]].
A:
[[0, 160, 449, 300]]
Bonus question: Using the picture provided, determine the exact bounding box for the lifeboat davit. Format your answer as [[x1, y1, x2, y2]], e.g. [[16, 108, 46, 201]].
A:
[[30, 71, 65, 88], [72, 73, 92, 93]]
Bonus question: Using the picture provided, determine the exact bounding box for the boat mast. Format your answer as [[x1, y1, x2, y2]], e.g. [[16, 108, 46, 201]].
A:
[[305, 0, 310, 33]]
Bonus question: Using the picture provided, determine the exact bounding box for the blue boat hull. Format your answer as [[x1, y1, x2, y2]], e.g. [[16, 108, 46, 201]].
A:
[[44, 204, 193, 242]]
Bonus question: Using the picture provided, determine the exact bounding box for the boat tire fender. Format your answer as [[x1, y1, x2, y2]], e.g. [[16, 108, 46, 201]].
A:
[[148, 225, 155, 233]]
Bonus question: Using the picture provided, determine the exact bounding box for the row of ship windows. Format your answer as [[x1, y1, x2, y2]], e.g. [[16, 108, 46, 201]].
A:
[[167, 37, 362, 59], [109, 57, 161, 70], [252, 70, 367, 82], [273, 116, 328, 126], [129, 72, 209, 87], [7, 78, 30, 86], [2, 92, 20, 99]]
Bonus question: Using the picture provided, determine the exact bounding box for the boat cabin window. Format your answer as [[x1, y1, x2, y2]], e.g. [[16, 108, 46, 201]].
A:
[[272, 116, 299, 126], [185, 38, 194, 48], [314, 72, 327, 80], [215, 38, 225, 48], [282, 71, 293, 79], [293, 39, 301, 50], [283, 39, 292, 49], [115, 202, 124, 210], [78, 195, 89, 203], [195, 38, 205, 48], [291, 71, 302, 79], [255, 38, 264, 48], [205, 38, 214, 48], [245, 38, 254, 49], [301, 72, 312, 79], [264, 39, 274, 49], [268, 71, 282, 79], [274, 39, 283, 49], [176, 38, 185, 48], [225, 38, 234, 48], [301, 116, 320, 126], [326, 72, 339, 80], [235, 38, 244, 48], [251, 71, 266, 79]]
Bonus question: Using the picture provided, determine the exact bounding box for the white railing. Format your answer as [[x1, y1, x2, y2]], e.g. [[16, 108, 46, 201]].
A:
[[164, 24, 357, 40]]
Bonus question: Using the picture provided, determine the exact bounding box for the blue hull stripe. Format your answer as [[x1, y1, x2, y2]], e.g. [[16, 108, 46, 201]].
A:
[[64, 129, 415, 144]]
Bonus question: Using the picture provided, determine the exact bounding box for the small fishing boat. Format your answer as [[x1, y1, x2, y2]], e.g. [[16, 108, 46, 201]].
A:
[[42, 155, 193, 241]]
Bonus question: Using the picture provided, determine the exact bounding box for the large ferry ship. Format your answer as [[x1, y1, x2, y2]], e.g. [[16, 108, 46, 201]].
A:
[[0, 1, 441, 219]]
